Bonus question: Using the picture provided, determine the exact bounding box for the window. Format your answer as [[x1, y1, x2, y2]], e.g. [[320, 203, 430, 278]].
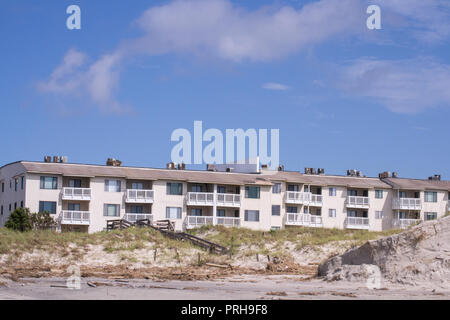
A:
[[0, 206, 2, 215], [424, 192, 437, 203], [105, 180, 121, 192], [190, 208, 202, 216], [14, 179, 18, 192], [375, 211, 383, 219], [347, 210, 357, 217], [217, 186, 226, 194], [245, 186, 260, 199], [347, 190, 357, 196], [166, 183, 183, 195], [104, 204, 120, 217], [329, 209, 336, 217], [272, 205, 280, 216], [9, 204, 11, 212], [166, 207, 182, 219], [191, 185, 202, 192], [287, 206, 298, 214], [131, 206, 143, 214], [287, 185, 299, 192], [69, 179, 82, 188], [1, 182, 3, 192], [68, 203, 81, 211], [217, 209, 225, 217], [425, 212, 437, 221], [20, 201, 23, 208], [40, 176, 58, 189], [21, 176, 24, 190], [375, 190, 383, 199], [303, 207, 309, 214], [14, 202, 17, 210], [131, 182, 143, 190], [234, 210, 240, 218], [329, 188, 336, 196], [399, 191, 407, 198], [244, 210, 259, 222], [39, 201, 57, 214], [272, 183, 281, 194]]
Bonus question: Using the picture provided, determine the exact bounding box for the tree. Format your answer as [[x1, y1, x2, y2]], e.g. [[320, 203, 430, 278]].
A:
[[5, 207, 32, 232], [30, 211, 56, 230]]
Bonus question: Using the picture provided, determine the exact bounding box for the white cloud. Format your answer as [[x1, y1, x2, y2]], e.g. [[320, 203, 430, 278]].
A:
[[262, 82, 290, 90], [338, 57, 450, 113]]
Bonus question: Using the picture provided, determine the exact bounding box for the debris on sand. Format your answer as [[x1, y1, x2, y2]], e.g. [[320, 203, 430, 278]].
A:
[[318, 216, 450, 287]]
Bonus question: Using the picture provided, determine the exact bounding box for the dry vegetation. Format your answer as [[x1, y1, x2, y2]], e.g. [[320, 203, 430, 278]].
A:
[[0, 226, 401, 280]]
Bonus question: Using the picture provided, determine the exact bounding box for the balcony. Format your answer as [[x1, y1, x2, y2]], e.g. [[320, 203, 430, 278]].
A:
[[285, 213, 323, 228], [392, 198, 421, 210], [345, 217, 369, 230], [216, 193, 241, 207], [186, 192, 215, 206], [60, 211, 90, 225], [392, 218, 421, 230], [62, 188, 92, 201], [124, 213, 153, 223], [125, 189, 154, 203], [285, 192, 323, 206], [185, 216, 214, 229], [216, 217, 240, 227], [346, 196, 369, 209]]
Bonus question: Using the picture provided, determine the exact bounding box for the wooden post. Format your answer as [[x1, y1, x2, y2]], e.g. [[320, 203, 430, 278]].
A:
[[256, 254, 259, 262], [154, 248, 157, 261], [198, 253, 201, 265], [267, 255, 270, 262]]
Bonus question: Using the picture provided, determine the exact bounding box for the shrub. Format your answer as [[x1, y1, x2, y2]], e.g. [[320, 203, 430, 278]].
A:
[[5, 208, 32, 232], [30, 211, 56, 230]]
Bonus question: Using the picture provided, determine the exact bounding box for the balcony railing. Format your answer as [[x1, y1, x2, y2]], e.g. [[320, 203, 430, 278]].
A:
[[285, 213, 323, 227], [285, 192, 323, 205], [346, 196, 370, 208], [62, 188, 92, 201], [60, 211, 90, 225], [345, 217, 369, 230], [186, 192, 215, 206], [216, 217, 240, 227], [185, 216, 214, 229], [124, 213, 153, 223], [392, 198, 421, 210], [392, 218, 421, 230], [216, 193, 241, 207], [125, 189, 154, 203]]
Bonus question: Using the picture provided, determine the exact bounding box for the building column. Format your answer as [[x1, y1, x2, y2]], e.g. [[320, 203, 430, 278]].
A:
[[213, 184, 217, 225]]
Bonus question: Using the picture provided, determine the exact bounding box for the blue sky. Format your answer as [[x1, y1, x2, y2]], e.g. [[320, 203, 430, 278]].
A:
[[1, 0, 449, 179]]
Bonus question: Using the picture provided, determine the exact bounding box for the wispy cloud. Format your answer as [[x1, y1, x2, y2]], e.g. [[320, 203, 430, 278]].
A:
[[37, 0, 450, 114], [262, 82, 290, 90], [337, 57, 450, 113]]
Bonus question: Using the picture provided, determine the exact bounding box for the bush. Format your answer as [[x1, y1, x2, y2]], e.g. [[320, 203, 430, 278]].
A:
[[5, 208, 32, 232], [5, 208, 56, 232]]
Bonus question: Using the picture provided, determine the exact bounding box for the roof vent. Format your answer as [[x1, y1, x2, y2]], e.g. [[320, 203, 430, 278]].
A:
[[305, 168, 316, 175], [166, 162, 176, 170], [60, 156, 68, 163], [379, 171, 390, 179], [44, 156, 52, 163], [177, 163, 186, 170], [278, 165, 285, 172], [428, 174, 441, 181], [318, 168, 325, 175], [53, 156, 60, 163], [206, 164, 216, 172], [392, 172, 398, 178], [107, 158, 122, 167], [226, 167, 234, 173]]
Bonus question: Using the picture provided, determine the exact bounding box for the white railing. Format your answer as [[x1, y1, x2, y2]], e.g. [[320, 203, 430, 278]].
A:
[[60, 211, 90, 225], [346, 196, 370, 208], [216, 217, 241, 227], [124, 213, 153, 223], [392, 198, 421, 210], [185, 216, 214, 228], [310, 194, 323, 205], [345, 217, 370, 229], [62, 188, 92, 200], [285, 213, 323, 227], [285, 191, 311, 204], [216, 193, 241, 207], [186, 192, 215, 206], [392, 218, 421, 229], [126, 189, 154, 203]]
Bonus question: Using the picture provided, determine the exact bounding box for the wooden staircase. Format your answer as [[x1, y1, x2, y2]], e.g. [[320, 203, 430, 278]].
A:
[[106, 218, 228, 255]]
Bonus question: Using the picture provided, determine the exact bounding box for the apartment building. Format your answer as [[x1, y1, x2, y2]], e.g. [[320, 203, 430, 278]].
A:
[[0, 159, 449, 233]]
